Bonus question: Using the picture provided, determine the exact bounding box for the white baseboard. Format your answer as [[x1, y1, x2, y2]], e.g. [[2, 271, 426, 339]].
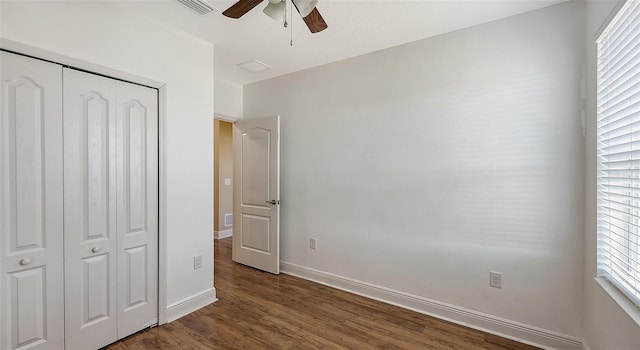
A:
[[280, 261, 582, 350], [166, 287, 217, 322], [214, 229, 233, 239]]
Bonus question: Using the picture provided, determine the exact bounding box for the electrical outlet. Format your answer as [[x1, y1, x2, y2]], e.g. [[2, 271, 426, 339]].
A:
[[310, 238, 317, 250], [194, 255, 202, 270], [490, 271, 502, 289]]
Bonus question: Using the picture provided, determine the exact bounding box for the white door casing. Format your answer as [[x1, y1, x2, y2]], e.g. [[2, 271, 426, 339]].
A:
[[233, 116, 280, 274], [116, 80, 159, 337], [0, 51, 65, 349], [63, 68, 119, 349]]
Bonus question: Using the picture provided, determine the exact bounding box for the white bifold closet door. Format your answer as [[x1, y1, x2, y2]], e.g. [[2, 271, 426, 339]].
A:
[[63, 68, 158, 349], [0, 51, 65, 350]]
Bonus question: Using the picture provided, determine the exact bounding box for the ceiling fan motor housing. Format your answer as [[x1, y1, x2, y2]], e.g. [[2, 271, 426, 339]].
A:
[[223, 0, 327, 33]]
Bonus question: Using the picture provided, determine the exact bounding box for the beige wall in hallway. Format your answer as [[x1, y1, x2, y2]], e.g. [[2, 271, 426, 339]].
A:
[[214, 120, 234, 232]]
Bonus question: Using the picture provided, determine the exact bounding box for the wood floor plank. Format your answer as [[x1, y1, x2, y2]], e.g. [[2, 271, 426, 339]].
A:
[[105, 238, 540, 350]]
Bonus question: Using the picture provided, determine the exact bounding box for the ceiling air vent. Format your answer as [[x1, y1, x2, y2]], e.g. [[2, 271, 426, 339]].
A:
[[237, 60, 271, 73], [177, 0, 218, 15]]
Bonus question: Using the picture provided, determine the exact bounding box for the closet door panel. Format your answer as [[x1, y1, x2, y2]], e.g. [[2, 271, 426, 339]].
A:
[[8, 267, 46, 348], [116, 81, 158, 338], [64, 68, 118, 350], [0, 51, 64, 350]]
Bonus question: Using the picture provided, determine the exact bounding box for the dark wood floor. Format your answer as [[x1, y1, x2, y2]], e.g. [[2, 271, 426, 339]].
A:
[[107, 238, 539, 350]]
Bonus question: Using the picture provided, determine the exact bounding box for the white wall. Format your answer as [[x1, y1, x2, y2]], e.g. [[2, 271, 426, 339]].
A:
[[215, 77, 242, 118], [583, 1, 640, 348], [0, 1, 215, 309], [244, 1, 585, 339]]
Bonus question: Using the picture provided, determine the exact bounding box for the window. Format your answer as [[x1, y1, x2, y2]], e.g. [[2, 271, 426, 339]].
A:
[[597, 0, 640, 307]]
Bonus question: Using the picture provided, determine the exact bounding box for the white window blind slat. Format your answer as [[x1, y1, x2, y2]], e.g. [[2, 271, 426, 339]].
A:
[[611, 251, 640, 273], [600, 190, 640, 202], [598, 98, 640, 126], [600, 139, 640, 153], [601, 159, 640, 168], [599, 205, 640, 221], [599, 47, 640, 89], [599, 88, 639, 113], [600, 149, 640, 161], [598, 176, 640, 184], [599, 118, 640, 139], [597, 132, 640, 150], [610, 258, 640, 281], [605, 236, 640, 260], [598, 228, 640, 252], [599, 5, 640, 66], [598, 70, 640, 104], [598, 227, 640, 250], [599, 9, 640, 72], [600, 37, 640, 85], [599, 170, 640, 178], [598, 221, 640, 247], [597, 0, 640, 308]]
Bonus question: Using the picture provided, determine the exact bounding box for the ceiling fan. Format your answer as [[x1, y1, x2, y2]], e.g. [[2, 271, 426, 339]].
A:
[[222, 0, 328, 33]]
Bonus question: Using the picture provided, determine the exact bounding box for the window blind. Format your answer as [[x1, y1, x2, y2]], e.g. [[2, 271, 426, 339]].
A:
[[597, 0, 640, 307]]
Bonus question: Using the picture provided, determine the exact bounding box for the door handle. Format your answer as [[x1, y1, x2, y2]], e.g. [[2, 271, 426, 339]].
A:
[[19, 258, 31, 266], [265, 200, 279, 205], [91, 246, 101, 253]]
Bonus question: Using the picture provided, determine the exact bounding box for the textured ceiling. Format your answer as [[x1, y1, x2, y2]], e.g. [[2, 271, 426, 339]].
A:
[[124, 0, 567, 86]]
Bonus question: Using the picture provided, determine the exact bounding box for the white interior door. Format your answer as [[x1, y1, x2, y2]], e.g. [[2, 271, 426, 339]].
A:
[[116, 80, 158, 338], [63, 68, 118, 349], [0, 51, 65, 350], [233, 116, 280, 274]]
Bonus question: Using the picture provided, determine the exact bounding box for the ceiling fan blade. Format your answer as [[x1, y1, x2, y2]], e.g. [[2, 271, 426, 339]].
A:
[[292, 1, 327, 33], [222, 0, 264, 19], [302, 8, 328, 33]]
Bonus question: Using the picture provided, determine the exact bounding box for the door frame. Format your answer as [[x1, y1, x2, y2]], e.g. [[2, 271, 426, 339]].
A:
[[0, 39, 169, 325], [214, 113, 239, 123], [213, 114, 238, 241]]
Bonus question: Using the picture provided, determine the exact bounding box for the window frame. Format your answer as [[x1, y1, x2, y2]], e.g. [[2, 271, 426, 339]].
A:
[[595, 0, 640, 326]]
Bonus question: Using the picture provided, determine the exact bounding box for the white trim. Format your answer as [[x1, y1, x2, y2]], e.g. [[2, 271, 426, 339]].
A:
[[166, 288, 218, 323], [214, 229, 233, 239], [281, 261, 583, 350], [595, 277, 640, 328], [0, 40, 170, 325], [0, 38, 165, 89], [158, 86, 168, 325], [214, 113, 239, 123]]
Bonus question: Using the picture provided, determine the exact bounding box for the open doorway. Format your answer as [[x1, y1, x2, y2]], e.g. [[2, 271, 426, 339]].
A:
[[213, 115, 281, 274], [214, 119, 234, 245]]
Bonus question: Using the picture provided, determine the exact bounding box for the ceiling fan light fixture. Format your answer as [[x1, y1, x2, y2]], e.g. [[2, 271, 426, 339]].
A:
[[263, 0, 286, 23], [292, 0, 317, 17]]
